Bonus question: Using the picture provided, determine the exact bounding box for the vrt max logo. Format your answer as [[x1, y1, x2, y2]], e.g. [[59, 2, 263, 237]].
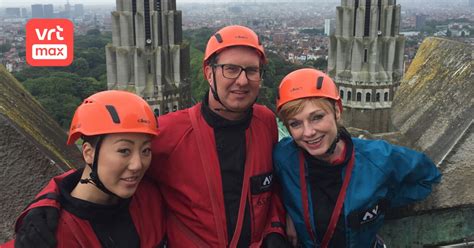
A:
[[26, 19, 74, 66]]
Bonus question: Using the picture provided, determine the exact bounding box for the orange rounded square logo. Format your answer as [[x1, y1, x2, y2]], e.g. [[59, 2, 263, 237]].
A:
[[26, 19, 74, 67]]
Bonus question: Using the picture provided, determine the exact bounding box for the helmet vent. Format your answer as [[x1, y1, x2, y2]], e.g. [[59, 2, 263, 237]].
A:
[[316, 76, 324, 90], [105, 105, 121, 124], [214, 33, 223, 43]]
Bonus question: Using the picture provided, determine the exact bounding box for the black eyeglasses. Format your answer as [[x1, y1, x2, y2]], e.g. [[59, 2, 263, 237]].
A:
[[212, 64, 263, 81]]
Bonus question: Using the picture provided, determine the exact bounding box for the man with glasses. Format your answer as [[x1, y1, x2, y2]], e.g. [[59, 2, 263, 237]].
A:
[[12, 25, 288, 248], [148, 25, 288, 247]]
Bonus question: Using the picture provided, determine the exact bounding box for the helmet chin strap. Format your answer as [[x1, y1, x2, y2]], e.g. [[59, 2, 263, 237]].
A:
[[210, 67, 255, 114], [324, 130, 340, 155], [79, 136, 123, 199], [324, 106, 344, 155]]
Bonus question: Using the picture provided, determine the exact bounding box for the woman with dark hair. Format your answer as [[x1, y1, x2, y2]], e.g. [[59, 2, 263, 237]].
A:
[[3, 90, 166, 248]]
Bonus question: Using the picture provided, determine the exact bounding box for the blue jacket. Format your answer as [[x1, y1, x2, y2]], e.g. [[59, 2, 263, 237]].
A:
[[273, 137, 441, 248]]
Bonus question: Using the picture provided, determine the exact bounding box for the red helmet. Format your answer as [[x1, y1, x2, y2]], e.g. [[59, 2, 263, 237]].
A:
[[67, 90, 158, 145], [203, 25, 266, 71], [276, 68, 342, 113]]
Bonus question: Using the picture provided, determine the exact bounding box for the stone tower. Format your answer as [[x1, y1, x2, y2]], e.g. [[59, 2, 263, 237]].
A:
[[328, 0, 405, 133], [106, 0, 191, 116]]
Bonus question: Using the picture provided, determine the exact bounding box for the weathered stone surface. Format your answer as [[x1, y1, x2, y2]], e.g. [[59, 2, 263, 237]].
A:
[[380, 126, 474, 246], [417, 125, 474, 211], [0, 65, 82, 242], [380, 37, 474, 246], [0, 115, 64, 242], [391, 37, 473, 165], [390, 37, 474, 210], [381, 207, 474, 247]]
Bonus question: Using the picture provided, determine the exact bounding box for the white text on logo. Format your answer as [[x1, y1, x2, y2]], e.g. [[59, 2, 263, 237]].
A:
[[35, 26, 64, 41]]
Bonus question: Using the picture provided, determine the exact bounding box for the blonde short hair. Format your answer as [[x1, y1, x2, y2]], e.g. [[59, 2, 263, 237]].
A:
[[278, 97, 343, 128]]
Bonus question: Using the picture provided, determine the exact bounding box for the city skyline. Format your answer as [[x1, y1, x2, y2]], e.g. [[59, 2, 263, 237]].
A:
[[2, 0, 470, 8], [5, 0, 336, 8]]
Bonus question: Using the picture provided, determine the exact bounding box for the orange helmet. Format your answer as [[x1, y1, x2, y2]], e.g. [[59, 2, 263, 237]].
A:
[[276, 68, 342, 113], [67, 90, 158, 145], [203, 25, 266, 69]]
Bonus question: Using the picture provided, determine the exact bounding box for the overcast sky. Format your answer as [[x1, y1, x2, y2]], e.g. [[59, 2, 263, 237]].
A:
[[0, 0, 339, 8], [0, 0, 463, 8], [4, 0, 111, 7], [5, 0, 236, 7]]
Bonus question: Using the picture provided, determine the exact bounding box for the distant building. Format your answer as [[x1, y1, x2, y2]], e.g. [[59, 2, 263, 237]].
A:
[[328, 0, 405, 133], [31, 4, 44, 18], [106, 0, 191, 115], [43, 4, 54, 18], [5, 8, 21, 18], [74, 4, 84, 18], [400, 31, 420, 37], [324, 19, 335, 36], [21, 8, 27, 18], [415, 14, 427, 30], [272, 32, 286, 45], [433, 30, 447, 37], [448, 23, 471, 37], [64, 1, 71, 18]]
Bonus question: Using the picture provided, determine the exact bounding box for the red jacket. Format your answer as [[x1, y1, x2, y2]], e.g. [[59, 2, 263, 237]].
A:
[[0, 241, 13, 248], [148, 103, 285, 247], [10, 170, 166, 248]]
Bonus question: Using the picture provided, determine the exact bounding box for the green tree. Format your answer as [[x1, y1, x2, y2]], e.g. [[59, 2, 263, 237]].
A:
[[86, 29, 101, 36], [184, 28, 215, 52], [21, 73, 106, 129], [38, 94, 81, 128], [13, 67, 51, 81], [16, 47, 107, 130], [71, 57, 90, 77], [13, 30, 110, 130], [75, 31, 111, 49], [304, 57, 328, 71], [88, 64, 107, 80], [70, 31, 110, 79], [258, 53, 303, 110], [184, 28, 217, 102], [189, 47, 208, 102], [22, 76, 80, 128], [0, 43, 12, 53], [75, 47, 104, 69]]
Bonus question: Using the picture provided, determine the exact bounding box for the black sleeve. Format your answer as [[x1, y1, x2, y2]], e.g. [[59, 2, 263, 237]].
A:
[[262, 232, 290, 248], [15, 207, 59, 248]]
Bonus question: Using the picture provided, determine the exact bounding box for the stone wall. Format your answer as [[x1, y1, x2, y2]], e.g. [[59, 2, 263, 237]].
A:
[[0, 115, 63, 242], [0, 66, 82, 243], [380, 126, 474, 246], [391, 37, 473, 164], [380, 37, 474, 246]]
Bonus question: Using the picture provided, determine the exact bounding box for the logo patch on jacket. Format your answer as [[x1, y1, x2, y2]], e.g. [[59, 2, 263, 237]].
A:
[[250, 172, 273, 195], [348, 199, 389, 229]]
